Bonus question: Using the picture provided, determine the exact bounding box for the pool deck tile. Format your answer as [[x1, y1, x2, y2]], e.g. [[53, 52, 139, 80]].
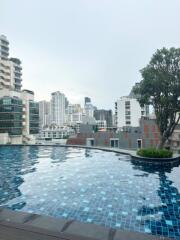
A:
[[62, 221, 109, 240], [24, 214, 68, 232]]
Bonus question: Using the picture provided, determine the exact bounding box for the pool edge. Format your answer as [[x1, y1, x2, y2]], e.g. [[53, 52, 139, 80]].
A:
[[1, 144, 179, 164], [0, 207, 171, 240]]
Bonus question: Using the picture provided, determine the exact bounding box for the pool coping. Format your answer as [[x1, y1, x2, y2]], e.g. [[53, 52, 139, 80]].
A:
[[0, 208, 171, 240], [66, 145, 180, 163]]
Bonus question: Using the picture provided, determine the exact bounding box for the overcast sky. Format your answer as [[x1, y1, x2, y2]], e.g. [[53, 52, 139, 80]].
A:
[[1, 0, 180, 109]]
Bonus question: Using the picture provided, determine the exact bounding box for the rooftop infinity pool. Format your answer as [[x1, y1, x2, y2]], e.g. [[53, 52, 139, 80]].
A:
[[0, 146, 179, 238]]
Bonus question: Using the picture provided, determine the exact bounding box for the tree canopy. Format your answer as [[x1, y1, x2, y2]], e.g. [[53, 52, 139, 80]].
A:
[[133, 47, 180, 148]]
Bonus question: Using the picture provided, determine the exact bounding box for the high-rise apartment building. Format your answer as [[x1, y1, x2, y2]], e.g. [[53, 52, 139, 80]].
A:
[[0, 35, 9, 60], [51, 91, 66, 126], [94, 109, 113, 128], [0, 35, 22, 92], [39, 100, 51, 128], [84, 97, 96, 118], [115, 96, 149, 129], [22, 90, 39, 136], [0, 35, 39, 144]]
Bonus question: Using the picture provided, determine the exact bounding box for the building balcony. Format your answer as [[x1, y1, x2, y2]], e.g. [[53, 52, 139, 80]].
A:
[[0, 50, 8, 56], [0, 39, 9, 46]]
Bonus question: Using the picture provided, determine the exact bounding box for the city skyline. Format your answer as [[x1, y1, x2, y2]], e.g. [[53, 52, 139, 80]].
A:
[[1, 0, 180, 109]]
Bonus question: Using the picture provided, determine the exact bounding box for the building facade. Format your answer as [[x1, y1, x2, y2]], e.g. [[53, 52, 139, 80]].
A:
[[67, 117, 160, 150], [51, 91, 66, 126], [115, 96, 149, 129], [22, 90, 39, 136], [0, 35, 22, 92], [39, 125, 74, 140], [66, 104, 83, 125], [39, 100, 51, 129], [0, 35, 9, 60], [94, 109, 113, 128], [0, 96, 23, 135], [96, 120, 107, 130], [0, 35, 39, 144]]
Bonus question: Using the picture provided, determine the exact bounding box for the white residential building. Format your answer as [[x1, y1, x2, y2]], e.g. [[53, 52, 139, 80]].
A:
[[66, 104, 83, 125], [39, 100, 51, 128], [66, 112, 83, 125], [39, 125, 75, 140], [115, 96, 149, 129], [50, 91, 66, 126]]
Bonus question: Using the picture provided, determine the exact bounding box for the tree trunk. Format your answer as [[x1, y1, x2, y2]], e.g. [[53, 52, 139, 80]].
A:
[[158, 136, 167, 149]]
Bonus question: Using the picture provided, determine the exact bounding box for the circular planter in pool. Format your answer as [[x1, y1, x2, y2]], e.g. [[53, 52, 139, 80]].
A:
[[131, 153, 180, 163]]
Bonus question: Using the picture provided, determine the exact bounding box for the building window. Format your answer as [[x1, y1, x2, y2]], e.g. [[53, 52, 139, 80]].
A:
[[125, 101, 130, 106], [125, 111, 131, 115]]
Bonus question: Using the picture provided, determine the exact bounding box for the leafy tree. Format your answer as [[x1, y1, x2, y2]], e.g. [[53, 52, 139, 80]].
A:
[[133, 47, 180, 149]]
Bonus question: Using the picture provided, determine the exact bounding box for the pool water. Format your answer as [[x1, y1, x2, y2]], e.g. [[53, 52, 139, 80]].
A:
[[0, 146, 179, 238]]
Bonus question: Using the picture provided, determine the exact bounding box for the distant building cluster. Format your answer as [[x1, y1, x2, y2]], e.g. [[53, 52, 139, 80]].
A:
[[0, 34, 179, 149], [38, 94, 113, 141]]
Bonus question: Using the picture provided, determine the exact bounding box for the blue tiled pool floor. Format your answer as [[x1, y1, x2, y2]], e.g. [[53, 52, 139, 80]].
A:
[[0, 146, 179, 239]]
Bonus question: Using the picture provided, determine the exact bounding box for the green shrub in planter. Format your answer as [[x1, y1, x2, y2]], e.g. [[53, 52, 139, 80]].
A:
[[137, 148, 173, 158]]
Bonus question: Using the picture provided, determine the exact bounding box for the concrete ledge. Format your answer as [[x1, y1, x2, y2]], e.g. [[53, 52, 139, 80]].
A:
[[63, 221, 109, 240], [24, 214, 68, 232], [0, 208, 170, 240], [0, 207, 38, 224]]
